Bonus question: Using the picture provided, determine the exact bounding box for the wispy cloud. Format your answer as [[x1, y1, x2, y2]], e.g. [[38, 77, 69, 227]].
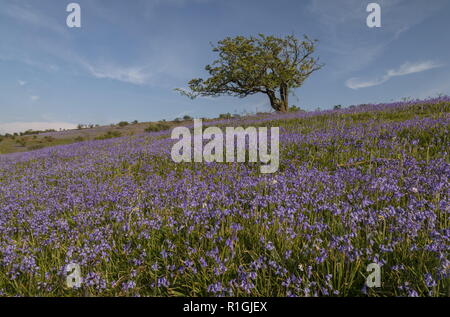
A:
[[82, 62, 152, 85], [0, 1, 198, 88], [2, 3, 67, 36], [308, 0, 448, 75], [0, 122, 77, 135], [30, 95, 40, 101], [18, 80, 27, 86], [346, 61, 444, 89]]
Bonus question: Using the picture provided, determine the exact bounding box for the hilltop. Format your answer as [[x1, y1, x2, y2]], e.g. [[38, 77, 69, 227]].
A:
[[0, 112, 261, 155], [1, 97, 448, 156]]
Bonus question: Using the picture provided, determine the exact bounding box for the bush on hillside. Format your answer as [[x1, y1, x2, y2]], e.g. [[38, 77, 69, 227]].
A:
[[144, 123, 170, 133], [95, 131, 122, 140]]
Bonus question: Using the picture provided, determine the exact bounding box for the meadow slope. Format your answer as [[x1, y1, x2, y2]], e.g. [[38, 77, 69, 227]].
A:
[[0, 97, 449, 296]]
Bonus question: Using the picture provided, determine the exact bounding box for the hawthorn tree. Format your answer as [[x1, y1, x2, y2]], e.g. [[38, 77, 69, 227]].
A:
[[177, 34, 323, 112]]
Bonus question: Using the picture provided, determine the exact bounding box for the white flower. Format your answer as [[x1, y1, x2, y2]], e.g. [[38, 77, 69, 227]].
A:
[[411, 187, 419, 193]]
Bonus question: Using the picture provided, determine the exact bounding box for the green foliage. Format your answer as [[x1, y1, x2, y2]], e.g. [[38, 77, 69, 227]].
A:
[[177, 34, 323, 112], [118, 121, 129, 127], [16, 138, 27, 147], [219, 113, 232, 119], [95, 131, 122, 140], [28, 144, 45, 151], [19, 129, 56, 136], [144, 123, 171, 133]]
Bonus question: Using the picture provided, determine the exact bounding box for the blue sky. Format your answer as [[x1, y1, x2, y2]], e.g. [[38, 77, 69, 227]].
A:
[[1, 0, 450, 133]]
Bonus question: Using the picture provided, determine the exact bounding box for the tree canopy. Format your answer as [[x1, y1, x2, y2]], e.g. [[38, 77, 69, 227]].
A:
[[177, 34, 323, 112]]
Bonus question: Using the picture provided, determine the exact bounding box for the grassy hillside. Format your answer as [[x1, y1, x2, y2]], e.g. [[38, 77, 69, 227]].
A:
[[0, 114, 269, 155], [0, 121, 180, 155], [0, 97, 449, 297]]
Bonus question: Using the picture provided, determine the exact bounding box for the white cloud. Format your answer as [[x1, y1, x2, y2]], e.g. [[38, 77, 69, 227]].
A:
[[83, 62, 152, 85], [346, 61, 444, 89], [387, 61, 443, 77], [18, 80, 27, 86], [0, 122, 77, 135], [346, 77, 386, 90], [78, 52, 192, 86], [30, 95, 40, 101]]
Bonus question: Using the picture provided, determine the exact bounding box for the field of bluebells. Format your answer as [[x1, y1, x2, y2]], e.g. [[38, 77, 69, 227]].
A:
[[0, 97, 449, 297]]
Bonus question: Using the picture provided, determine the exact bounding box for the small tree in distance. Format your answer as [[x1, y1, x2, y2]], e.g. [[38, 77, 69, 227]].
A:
[[177, 34, 323, 112]]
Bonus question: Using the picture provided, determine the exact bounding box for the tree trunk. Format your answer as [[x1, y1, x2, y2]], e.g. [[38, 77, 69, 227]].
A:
[[266, 86, 289, 112], [279, 83, 289, 112], [267, 90, 280, 111]]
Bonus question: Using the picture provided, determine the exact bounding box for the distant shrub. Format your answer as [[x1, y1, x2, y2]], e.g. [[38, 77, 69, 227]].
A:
[[289, 105, 301, 112], [132, 120, 139, 124], [219, 113, 232, 119], [44, 136, 55, 143], [334, 105, 342, 110], [20, 129, 56, 136], [145, 123, 170, 133], [74, 136, 84, 142], [95, 131, 122, 140], [183, 115, 193, 121], [16, 139, 27, 147], [118, 121, 129, 127], [28, 144, 45, 151], [78, 123, 97, 130]]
